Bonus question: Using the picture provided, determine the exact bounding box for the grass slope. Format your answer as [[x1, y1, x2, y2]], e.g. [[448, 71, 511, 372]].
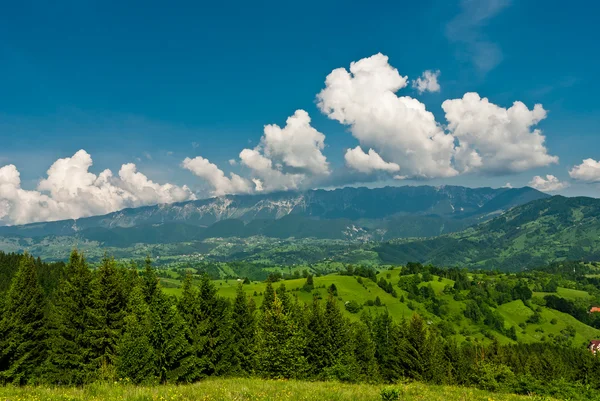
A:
[[0, 378, 557, 401]]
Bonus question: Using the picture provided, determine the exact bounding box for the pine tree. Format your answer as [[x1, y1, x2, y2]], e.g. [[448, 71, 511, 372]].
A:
[[142, 255, 159, 304], [144, 259, 193, 383], [276, 283, 291, 313], [89, 255, 128, 377], [261, 281, 275, 312], [0, 254, 47, 384], [322, 293, 357, 381], [195, 274, 234, 377], [116, 283, 157, 384], [256, 293, 307, 379], [306, 295, 329, 377], [372, 310, 405, 382], [148, 291, 194, 383], [43, 250, 97, 384], [177, 271, 202, 381], [231, 282, 256, 376], [352, 320, 380, 383]]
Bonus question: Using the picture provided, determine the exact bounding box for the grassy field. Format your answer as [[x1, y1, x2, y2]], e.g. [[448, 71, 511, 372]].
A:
[[0, 378, 556, 401]]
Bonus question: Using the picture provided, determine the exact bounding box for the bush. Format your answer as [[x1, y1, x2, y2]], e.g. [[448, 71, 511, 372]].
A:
[[345, 300, 362, 314], [380, 387, 401, 400]]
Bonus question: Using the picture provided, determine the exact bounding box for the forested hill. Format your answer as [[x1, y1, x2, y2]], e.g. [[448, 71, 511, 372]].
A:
[[0, 185, 547, 243], [377, 196, 600, 270]]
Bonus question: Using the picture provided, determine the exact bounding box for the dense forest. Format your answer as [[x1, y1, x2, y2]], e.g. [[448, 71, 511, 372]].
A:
[[2, 251, 600, 400]]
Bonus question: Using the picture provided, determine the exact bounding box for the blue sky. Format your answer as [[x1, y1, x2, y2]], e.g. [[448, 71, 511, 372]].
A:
[[1, 0, 599, 224]]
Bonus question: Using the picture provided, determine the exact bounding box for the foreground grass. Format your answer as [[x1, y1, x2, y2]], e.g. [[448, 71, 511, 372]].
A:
[[0, 378, 554, 401]]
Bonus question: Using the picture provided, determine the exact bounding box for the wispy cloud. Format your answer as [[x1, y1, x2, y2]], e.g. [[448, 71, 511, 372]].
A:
[[445, 0, 511, 74]]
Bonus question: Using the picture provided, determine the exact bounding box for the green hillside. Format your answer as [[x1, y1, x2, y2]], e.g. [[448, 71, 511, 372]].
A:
[[162, 263, 600, 348], [377, 196, 600, 270]]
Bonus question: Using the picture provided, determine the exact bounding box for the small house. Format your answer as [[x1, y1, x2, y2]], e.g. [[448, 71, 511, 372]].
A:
[[588, 340, 600, 354], [589, 307, 600, 313]]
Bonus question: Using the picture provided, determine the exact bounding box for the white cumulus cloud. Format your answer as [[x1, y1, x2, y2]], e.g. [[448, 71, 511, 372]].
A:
[[239, 148, 305, 192], [569, 159, 600, 183], [261, 110, 329, 175], [344, 147, 400, 174], [528, 175, 569, 192], [413, 70, 441, 93], [442, 92, 559, 174], [317, 53, 458, 179], [0, 150, 196, 226], [181, 155, 253, 196]]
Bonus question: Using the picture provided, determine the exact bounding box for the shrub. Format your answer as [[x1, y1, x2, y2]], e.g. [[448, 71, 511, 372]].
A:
[[380, 387, 401, 400]]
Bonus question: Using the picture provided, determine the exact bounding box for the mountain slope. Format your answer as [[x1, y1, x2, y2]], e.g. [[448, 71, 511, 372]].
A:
[[376, 196, 600, 270]]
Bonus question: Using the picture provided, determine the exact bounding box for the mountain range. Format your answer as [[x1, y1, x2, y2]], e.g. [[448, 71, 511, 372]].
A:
[[0, 185, 548, 246]]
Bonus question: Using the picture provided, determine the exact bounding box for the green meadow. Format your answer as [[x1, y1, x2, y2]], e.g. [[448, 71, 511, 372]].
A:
[[0, 378, 558, 401]]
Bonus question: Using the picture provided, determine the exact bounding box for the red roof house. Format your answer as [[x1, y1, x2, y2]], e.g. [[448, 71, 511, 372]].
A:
[[589, 340, 600, 354], [590, 307, 600, 313]]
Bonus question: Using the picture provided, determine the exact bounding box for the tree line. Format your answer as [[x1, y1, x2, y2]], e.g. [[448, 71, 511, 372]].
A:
[[2, 252, 600, 400]]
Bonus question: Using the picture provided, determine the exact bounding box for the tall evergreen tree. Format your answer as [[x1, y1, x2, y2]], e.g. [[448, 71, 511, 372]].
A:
[[177, 271, 202, 381], [116, 282, 157, 384], [231, 282, 256, 376], [142, 255, 160, 304], [89, 255, 128, 376], [352, 320, 380, 383], [148, 291, 194, 383], [143, 258, 193, 383], [372, 310, 406, 382], [261, 281, 275, 312], [322, 294, 357, 381], [257, 293, 307, 379], [306, 295, 329, 376], [0, 254, 47, 384], [195, 274, 234, 377], [43, 250, 97, 384]]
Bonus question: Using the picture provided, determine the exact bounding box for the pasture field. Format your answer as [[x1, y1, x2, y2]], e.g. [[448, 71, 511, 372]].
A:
[[0, 378, 556, 401]]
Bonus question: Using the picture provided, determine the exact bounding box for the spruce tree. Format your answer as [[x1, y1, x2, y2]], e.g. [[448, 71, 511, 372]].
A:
[[0, 254, 47, 384], [256, 293, 307, 379], [177, 271, 202, 381], [195, 274, 234, 377], [276, 283, 291, 313], [323, 293, 357, 381], [43, 250, 97, 384], [306, 295, 329, 377], [116, 283, 157, 384], [231, 282, 256, 376], [142, 255, 160, 304], [261, 281, 275, 312], [144, 259, 193, 383], [352, 320, 380, 383], [372, 310, 405, 382], [89, 255, 128, 376], [148, 291, 194, 383]]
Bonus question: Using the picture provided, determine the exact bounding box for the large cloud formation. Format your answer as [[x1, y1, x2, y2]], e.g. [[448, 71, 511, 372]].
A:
[[317, 53, 458, 179], [443, 93, 558, 174], [569, 159, 600, 183], [317, 53, 558, 179], [185, 110, 329, 195], [0, 150, 195, 225]]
